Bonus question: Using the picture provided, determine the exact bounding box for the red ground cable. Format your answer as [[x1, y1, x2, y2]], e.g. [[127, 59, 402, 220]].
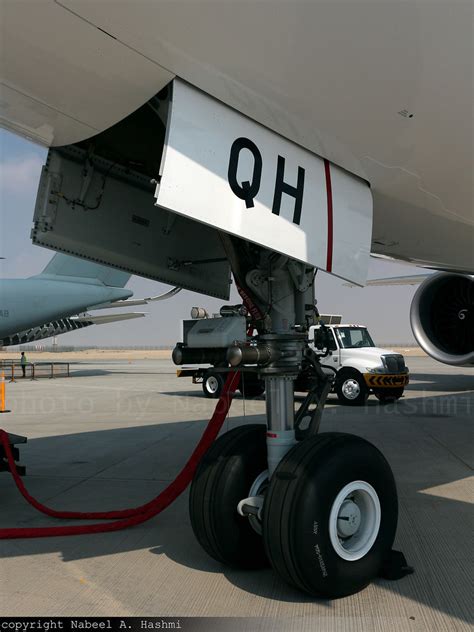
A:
[[0, 371, 240, 539]]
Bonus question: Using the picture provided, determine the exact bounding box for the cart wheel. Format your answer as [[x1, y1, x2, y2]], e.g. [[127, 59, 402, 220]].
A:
[[189, 424, 268, 568], [202, 370, 224, 398], [263, 432, 398, 597]]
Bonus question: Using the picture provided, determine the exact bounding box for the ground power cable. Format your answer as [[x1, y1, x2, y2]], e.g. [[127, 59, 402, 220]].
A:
[[0, 371, 240, 539]]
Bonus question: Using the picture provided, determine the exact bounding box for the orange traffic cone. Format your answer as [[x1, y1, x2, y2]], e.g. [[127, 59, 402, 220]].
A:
[[0, 371, 11, 413]]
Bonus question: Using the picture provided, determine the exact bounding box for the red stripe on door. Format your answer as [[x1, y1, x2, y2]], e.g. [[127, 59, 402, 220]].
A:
[[324, 159, 333, 272]]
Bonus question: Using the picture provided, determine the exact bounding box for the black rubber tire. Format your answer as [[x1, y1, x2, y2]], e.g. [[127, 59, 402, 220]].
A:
[[335, 370, 369, 406], [238, 374, 266, 398], [374, 388, 404, 404], [202, 370, 224, 398], [189, 424, 268, 569], [263, 432, 398, 598]]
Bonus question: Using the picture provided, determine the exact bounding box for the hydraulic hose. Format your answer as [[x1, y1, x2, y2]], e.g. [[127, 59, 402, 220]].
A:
[[0, 371, 240, 539]]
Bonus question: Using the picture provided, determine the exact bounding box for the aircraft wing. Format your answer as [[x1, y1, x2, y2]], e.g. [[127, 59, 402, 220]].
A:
[[1, 312, 145, 347], [91, 287, 182, 309], [71, 313, 146, 325], [344, 275, 430, 288]]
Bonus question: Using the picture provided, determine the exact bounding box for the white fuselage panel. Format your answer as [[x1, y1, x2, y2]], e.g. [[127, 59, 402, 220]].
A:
[[1, 1, 472, 273], [156, 81, 372, 286]]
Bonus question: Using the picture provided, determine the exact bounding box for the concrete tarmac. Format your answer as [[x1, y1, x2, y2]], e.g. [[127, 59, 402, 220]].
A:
[[0, 357, 472, 631]]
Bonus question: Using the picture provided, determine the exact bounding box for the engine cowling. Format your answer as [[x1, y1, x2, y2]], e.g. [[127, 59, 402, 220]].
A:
[[410, 273, 474, 366]]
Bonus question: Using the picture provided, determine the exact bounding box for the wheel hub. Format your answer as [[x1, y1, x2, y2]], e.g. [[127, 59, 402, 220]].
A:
[[206, 376, 219, 394], [342, 378, 360, 399], [329, 480, 381, 561], [237, 470, 269, 535], [337, 499, 361, 537]]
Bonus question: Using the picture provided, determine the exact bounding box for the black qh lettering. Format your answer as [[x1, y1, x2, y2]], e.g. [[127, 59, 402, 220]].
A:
[[272, 155, 305, 225], [227, 137, 262, 208]]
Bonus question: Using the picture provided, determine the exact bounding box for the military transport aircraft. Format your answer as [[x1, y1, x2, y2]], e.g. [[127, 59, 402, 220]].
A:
[[0, 252, 181, 346], [0, 0, 472, 600]]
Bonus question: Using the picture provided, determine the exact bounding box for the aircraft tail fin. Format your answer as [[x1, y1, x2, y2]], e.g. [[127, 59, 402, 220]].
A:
[[39, 253, 131, 288]]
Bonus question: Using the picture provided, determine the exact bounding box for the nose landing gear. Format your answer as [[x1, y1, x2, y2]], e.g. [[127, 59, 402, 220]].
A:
[[188, 255, 400, 598]]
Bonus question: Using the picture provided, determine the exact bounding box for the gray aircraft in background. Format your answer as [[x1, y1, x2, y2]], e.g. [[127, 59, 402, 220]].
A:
[[0, 253, 180, 347]]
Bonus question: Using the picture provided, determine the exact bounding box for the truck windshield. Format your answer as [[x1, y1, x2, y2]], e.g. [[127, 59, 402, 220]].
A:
[[335, 327, 375, 349]]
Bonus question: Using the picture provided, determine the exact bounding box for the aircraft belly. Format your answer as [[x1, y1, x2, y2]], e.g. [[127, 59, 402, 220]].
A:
[[0, 1, 173, 146], [1, 1, 471, 273]]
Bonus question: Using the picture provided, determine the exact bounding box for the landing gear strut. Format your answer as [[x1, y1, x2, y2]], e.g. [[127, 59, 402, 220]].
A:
[[188, 248, 399, 597]]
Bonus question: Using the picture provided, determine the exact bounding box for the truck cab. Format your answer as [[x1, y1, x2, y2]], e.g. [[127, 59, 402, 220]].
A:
[[310, 321, 409, 405]]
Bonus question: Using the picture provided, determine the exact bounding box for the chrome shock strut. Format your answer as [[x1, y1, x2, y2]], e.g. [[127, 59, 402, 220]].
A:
[[228, 331, 307, 476]]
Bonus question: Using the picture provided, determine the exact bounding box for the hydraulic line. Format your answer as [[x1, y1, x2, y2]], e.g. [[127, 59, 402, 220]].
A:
[[0, 371, 240, 539]]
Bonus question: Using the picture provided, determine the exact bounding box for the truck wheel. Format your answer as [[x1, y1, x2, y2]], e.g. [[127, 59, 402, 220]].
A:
[[189, 424, 268, 568], [263, 432, 398, 598], [238, 374, 265, 398], [374, 388, 404, 404], [202, 371, 224, 398], [336, 370, 369, 406]]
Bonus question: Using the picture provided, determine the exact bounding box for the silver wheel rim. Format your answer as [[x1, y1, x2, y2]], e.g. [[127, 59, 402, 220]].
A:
[[342, 378, 361, 400], [206, 375, 219, 394], [329, 480, 381, 561]]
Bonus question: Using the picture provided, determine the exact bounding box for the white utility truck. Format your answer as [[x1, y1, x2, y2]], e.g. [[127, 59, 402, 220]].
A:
[[310, 316, 409, 405], [175, 312, 409, 405]]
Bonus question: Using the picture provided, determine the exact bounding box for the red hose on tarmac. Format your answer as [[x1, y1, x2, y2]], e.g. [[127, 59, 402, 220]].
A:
[[0, 371, 240, 539]]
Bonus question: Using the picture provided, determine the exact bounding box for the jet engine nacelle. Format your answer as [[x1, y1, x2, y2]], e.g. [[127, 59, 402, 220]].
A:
[[410, 273, 474, 366]]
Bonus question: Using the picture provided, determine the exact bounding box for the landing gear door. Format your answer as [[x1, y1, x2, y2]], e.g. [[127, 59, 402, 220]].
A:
[[155, 80, 373, 287], [31, 147, 231, 299]]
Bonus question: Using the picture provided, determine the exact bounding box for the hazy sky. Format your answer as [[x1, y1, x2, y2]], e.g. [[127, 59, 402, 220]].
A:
[[0, 129, 421, 346]]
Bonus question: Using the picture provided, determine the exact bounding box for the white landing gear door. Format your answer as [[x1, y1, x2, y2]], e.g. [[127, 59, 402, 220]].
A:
[[155, 80, 373, 287]]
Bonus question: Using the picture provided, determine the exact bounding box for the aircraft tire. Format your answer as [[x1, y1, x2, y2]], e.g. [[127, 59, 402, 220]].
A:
[[263, 433, 398, 598], [189, 424, 269, 568]]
